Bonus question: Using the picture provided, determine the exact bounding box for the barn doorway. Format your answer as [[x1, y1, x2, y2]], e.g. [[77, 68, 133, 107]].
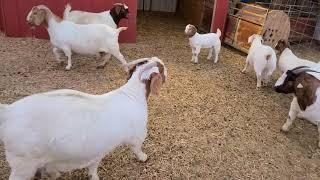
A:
[[137, 0, 216, 33]]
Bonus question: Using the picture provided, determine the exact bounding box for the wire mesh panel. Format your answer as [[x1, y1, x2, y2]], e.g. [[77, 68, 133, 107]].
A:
[[256, 0, 320, 51]]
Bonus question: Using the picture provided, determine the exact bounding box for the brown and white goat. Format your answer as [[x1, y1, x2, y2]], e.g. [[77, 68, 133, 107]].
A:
[[26, 5, 128, 71], [63, 3, 129, 29], [274, 66, 320, 147]]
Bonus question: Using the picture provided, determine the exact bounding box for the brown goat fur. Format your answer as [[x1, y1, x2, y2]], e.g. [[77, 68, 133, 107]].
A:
[[293, 73, 320, 110], [128, 61, 166, 99], [275, 39, 290, 53], [185, 25, 197, 37], [110, 4, 129, 26], [27, 6, 61, 28]]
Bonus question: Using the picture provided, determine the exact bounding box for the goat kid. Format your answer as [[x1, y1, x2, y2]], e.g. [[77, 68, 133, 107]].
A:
[[184, 24, 221, 64], [64, 3, 129, 28], [26, 5, 128, 71], [242, 34, 277, 89], [275, 39, 318, 74], [274, 66, 320, 147], [0, 57, 167, 180]]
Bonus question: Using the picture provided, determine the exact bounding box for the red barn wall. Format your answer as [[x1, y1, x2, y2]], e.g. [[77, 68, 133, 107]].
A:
[[211, 0, 228, 40], [0, 0, 136, 43], [0, 0, 4, 32]]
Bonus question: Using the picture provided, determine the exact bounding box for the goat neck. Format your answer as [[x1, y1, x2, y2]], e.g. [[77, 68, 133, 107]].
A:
[[38, 6, 61, 29], [119, 70, 148, 103]]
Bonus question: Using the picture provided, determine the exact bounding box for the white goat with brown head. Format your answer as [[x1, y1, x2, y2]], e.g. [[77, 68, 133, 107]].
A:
[[26, 5, 128, 71], [184, 24, 221, 64], [274, 66, 320, 147], [63, 3, 129, 28], [0, 57, 167, 180]]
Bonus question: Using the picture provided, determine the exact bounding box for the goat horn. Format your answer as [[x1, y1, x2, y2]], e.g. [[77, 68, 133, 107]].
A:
[[291, 66, 310, 74], [291, 66, 320, 75], [141, 61, 157, 72], [290, 66, 310, 72], [113, 3, 124, 6], [126, 58, 150, 68]]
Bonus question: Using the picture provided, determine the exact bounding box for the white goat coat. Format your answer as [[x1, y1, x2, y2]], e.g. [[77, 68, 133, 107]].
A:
[[247, 43, 277, 75], [64, 10, 117, 29], [293, 90, 320, 125], [189, 32, 221, 48], [48, 20, 120, 56], [278, 48, 318, 73], [0, 68, 150, 172]]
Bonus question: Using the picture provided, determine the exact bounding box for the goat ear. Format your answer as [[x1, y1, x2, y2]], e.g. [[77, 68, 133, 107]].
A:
[[248, 35, 254, 44], [150, 73, 163, 96], [140, 67, 159, 81], [115, 5, 121, 15], [286, 40, 291, 49]]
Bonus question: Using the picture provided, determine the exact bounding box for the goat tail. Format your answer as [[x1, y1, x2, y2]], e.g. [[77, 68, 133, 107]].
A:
[[117, 27, 128, 33], [265, 48, 274, 61], [216, 28, 221, 38], [266, 54, 271, 61], [63, 3, 72, 19]]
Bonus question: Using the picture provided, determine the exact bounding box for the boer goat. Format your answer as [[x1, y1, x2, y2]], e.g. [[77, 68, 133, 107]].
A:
[[26, 5, 128, 71], [0, 57, 167, 180], [275, 66, 320, 147], [184, 24, 221, 64]]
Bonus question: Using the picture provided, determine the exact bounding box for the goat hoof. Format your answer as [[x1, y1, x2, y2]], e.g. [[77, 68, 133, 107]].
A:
[[34, 169, 43, 179], [281, 126, 289, 132], [89, 174, 99, 180], [65, 66, 71, 71], [138, 153, 148, 162], [96, 65, 105, 69], [123, 67, 129, 73]]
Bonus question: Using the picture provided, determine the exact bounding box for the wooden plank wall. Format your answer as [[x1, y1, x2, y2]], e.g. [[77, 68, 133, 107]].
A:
[[179, 0, 204, 27]]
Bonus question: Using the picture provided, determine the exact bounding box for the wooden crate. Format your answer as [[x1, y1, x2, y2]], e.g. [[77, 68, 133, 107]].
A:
[[235, 20, 263, 52], [224, 3, 268, 53]]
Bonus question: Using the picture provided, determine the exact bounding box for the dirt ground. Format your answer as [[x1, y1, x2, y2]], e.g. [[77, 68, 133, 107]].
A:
[[1, 12, 320, 179]]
